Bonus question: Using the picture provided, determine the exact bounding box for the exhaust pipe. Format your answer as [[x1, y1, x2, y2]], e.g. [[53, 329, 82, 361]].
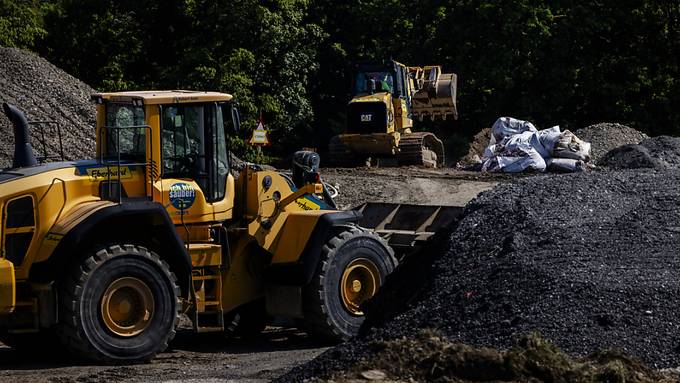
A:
[[2, 103, 37, 168]]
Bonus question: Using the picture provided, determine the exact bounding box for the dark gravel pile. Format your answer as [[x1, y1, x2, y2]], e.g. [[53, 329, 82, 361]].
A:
[[282, 169, 680, 381], [599, 136, 680, 169], [0, 47, 95, 167], [576, 123, 648, 163]]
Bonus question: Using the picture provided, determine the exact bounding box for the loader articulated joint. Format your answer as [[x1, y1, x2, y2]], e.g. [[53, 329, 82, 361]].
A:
[[262, 210, 362, 286]]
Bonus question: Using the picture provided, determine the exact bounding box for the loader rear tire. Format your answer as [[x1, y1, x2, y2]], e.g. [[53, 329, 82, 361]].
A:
[[57, 244, 180, 363], [301, 226, 396, 341]]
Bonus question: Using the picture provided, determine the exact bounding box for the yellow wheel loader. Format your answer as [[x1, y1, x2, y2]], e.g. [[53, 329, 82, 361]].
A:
[[328, 60, 458, 167], [0, 91, 408, 363]]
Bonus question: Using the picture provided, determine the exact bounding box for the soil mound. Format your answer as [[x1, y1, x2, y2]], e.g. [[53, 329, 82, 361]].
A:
[[0, 47, 95, 167], [282, 169, 680, 381], [317, 331, 678, 382], [457, 128, 491, 168], [576, 123, 648, 163], [599, 136, 680, 169]]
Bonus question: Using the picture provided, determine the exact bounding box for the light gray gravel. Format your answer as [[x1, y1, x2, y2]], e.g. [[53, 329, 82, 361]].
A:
[[0, 47, 95, 168]]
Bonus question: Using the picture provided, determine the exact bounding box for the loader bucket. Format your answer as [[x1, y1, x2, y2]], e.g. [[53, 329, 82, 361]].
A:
[[410, 66, 458, 120], [355, 202, 463, 259]]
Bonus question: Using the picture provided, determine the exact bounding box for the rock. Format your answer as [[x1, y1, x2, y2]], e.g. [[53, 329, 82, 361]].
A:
[[360, 370, 386, 380]]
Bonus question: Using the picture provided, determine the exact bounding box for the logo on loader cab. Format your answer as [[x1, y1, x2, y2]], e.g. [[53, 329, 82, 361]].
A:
[[86, 166, 133, 181], [360, 114, 373, 122], [169, 183, 196, 210]]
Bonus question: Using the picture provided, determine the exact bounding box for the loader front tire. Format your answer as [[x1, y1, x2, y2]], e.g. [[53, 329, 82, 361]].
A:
[[58, 244, 180, 363], [302, 226, 396, 341]]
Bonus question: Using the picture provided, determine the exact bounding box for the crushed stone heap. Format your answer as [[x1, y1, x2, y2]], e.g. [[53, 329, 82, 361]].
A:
[[0, 47, 95, 168], [576, 122, 648, 163], [599, 135, 680, 169], [282, 169, 680, 381]]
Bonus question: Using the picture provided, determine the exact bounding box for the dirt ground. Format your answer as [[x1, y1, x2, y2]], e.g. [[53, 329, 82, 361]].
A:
[[321, 166, 503, 209], [0, 327, 327, 383], [0, 167, 499, 382]]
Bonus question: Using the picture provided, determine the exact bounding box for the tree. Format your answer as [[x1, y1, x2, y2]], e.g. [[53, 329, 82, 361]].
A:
[[0, 0, 49, 50]]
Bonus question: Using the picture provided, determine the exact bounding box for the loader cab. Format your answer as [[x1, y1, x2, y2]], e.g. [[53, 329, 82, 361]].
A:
[[93, 91, 238, 223]]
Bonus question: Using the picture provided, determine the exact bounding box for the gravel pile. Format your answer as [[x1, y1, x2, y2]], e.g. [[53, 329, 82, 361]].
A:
[[576, 123, 648, 163], [0, 47, 95, 168], [282, 169, 680, 381], [599, 136, 680, 169]]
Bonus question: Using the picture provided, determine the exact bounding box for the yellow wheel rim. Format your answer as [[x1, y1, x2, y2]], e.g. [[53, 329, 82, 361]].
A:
[[340, 258, 380, 316], [100, 277, 154, 337]]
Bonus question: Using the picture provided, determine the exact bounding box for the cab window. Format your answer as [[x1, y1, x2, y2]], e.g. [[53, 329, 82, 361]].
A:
[[161, 103, 229, 202], [354, 71, 394, 94], [105, 103, 146, 160]]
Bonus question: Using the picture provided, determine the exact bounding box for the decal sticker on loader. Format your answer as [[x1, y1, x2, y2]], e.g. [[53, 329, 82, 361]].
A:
[[44, 233, 64, 244], [86, 167, 133, 181], [169, 183, 196, 210], [295, 197, 320, 211]]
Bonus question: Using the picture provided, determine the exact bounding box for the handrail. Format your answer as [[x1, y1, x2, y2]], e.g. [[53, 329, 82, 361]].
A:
[[28, 120, 65, 163], [98, 124, 153, 203]]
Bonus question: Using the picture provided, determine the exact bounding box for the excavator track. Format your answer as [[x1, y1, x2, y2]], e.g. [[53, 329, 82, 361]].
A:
[[397, 132, 445, 167]]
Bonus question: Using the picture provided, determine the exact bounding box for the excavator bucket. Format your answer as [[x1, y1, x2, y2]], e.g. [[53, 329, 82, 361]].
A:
[[354, 202, 463, 259], [409, 66, 458, 120]]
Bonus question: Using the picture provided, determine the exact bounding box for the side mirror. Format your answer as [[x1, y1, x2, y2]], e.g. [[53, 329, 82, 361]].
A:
[[230, 104, 241, 132]]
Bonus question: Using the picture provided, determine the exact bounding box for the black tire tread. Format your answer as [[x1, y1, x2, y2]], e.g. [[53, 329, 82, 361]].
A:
[[302, 225, 396, 340], [57, 244, 180, 363]]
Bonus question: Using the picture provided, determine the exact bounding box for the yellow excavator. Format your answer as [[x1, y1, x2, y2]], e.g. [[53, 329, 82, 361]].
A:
[[328, 59, 458, 167]]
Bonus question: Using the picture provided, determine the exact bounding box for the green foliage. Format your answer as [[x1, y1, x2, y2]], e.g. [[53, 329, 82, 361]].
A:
[[227, 136, 270, 164], [0, 0, 49, 49], [4, 0, 680, 158], [310, 0, 680, 140]]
